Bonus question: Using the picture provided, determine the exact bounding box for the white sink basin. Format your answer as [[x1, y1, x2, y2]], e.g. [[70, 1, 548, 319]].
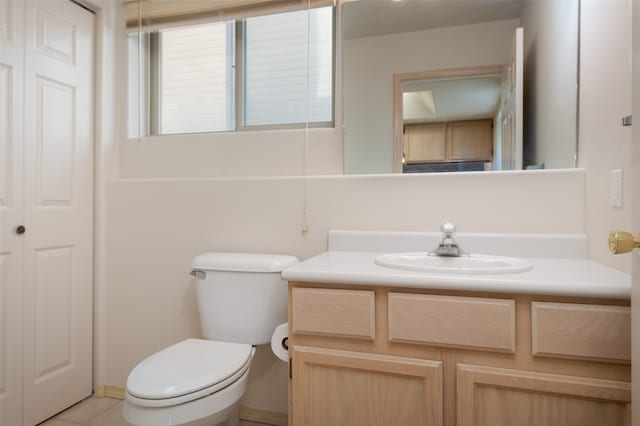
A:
[[374, 252, 533, 274]]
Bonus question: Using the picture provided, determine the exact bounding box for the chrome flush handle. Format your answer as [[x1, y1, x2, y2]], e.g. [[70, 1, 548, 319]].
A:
[[189, 270, 206, 279]]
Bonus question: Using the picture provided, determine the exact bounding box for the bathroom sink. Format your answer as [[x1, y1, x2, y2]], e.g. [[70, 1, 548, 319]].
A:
[[374, 252, 532, 274]]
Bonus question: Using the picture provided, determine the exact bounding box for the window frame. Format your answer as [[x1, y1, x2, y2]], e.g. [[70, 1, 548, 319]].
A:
[[141, 5, 336, 137]]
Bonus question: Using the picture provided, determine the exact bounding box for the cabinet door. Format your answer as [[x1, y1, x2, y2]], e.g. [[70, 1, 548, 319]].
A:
[[457, 364, 631, 426], [292, 346, 443, 426], [446, 120, 493, 161], [403, 123, 446, 163]]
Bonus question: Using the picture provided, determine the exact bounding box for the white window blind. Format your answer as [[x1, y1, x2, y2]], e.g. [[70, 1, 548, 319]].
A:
[[126, 0, 333, 30], [243, 6, 333, 126], [159, 22, 235, 134]]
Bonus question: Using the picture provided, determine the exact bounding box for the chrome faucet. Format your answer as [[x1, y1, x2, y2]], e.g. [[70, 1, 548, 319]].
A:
[[430, 222, 466, 257]]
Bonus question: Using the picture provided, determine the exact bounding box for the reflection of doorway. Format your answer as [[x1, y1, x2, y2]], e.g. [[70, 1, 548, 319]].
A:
[[393, 65, 503, 173], [393, 27, 523, 174]]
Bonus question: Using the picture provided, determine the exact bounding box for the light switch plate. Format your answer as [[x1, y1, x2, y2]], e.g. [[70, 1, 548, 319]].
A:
[[610, 169, 623, 208]]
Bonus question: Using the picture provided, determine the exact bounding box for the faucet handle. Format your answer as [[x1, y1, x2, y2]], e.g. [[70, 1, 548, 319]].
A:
[[441, 222, 456, 235]]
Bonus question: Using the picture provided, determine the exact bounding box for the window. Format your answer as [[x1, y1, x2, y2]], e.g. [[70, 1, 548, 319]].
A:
[[243, 7, 333, 126], [158, 22, 235, 134], [129, 6, 334, 137]]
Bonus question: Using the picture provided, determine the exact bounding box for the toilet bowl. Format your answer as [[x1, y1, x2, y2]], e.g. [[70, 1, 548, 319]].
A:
[[124, 339, 255, 426], [123, 253, 298, 426]]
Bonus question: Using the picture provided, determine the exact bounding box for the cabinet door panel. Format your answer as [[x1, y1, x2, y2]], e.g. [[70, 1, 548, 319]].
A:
[[532, 302, 630, 363], [457, 364, 630, 426], [404, 123, 446, 163], [388, 293, 515, 352], [292, 287, 375, 339], [446, 120, 493, 161], [292, 346, 443, 426]]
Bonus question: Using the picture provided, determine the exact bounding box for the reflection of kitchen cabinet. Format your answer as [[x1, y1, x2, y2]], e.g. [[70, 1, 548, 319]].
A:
[[447, 120, 493, 161], [404, 119, 492, 163], [288, 284, 631, 426], [403, 123, 446, 163]]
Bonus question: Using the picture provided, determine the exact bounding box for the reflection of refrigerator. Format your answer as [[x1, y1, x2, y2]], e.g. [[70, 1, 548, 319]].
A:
[[498, 27, 523, 171]]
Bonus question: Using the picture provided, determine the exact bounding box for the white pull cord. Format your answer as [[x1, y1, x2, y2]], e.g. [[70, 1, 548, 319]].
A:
[[301, 0, 311, 235]]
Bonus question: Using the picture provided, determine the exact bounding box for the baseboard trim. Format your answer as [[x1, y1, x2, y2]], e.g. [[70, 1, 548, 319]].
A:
[[95, 385, 125, 400], [239, 407, 288, 426], [94, 386, 288, 425]]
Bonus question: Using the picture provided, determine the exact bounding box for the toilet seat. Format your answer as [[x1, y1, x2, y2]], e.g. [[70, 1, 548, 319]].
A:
[[126, 339, 253, 408], [123, 361, 252, 426]]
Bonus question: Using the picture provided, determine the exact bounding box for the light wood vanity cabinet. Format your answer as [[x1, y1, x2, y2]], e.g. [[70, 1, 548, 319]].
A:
[[288, 283, 631, 426]]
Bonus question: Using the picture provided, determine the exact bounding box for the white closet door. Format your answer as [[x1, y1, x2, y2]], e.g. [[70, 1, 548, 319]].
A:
[[0, 2, 25, 425], [22, 2, 95, 424]]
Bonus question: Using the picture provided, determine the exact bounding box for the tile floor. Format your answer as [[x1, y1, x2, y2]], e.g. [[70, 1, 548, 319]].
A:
[[39, 397, 266, 426]]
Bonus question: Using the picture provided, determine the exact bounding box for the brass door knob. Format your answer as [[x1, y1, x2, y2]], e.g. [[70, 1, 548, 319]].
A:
[[608, 230, 640, 254]]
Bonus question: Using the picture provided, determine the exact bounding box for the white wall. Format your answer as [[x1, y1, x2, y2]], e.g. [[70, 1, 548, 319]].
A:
[[521, 0, 578, 169], [119, 129, 343, 178], [578, 0, 632, 273], [104, 170, 584, 413], [343, 19, 520, 174], [91, 0, 125, 391]]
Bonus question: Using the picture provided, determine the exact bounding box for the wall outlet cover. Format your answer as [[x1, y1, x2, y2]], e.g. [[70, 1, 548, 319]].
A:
[[610, 169, 623, 208]]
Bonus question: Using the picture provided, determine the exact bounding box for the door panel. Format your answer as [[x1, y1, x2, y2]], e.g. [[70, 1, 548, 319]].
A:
[[0, 2, 10, 41], [34, 246, 74, 381], [22, 2, 94, 424], [36, 7, 77, 64], [36, 77, 75, 204], [0, 1, 24, 425], [0, 64, 12, 206]]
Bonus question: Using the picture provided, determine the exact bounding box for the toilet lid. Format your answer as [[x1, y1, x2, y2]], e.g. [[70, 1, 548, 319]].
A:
[[126, 339, 253, 400]]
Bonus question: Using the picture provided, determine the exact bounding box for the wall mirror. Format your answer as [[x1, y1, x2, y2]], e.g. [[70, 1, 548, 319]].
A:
[[342, 0, 579, 175]]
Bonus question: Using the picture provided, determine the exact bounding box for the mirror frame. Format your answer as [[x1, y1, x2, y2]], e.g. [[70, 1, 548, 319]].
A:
[[393, 64, 506, 173]]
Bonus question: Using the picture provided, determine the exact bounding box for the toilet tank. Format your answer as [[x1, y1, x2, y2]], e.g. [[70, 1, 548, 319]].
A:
[[191, 252, 299, 345]]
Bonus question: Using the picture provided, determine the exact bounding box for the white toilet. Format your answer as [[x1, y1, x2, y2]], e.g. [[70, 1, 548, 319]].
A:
[[123, 252, 299, 426]]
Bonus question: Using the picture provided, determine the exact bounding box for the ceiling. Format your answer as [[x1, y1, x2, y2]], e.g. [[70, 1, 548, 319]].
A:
[[343, 0, 524, 40], [403, 76, 502, 123]]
